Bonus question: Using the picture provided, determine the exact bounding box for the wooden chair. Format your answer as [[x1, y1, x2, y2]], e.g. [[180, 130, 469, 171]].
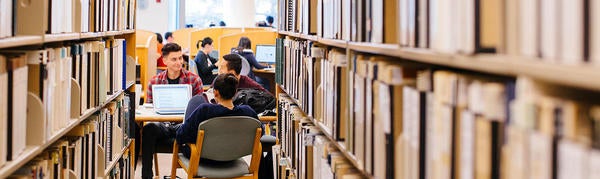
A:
[[171, 116, 262, 179]]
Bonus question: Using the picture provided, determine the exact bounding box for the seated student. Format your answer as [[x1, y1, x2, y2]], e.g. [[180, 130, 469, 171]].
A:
[[194, 37, 218, 84], [266, 16, 275, 28], [164, 32, 174, 44], [176, 73, 259, 158], [156, 33, 167, 71], [235, 37, 270, 81], [216, 53, 270, 94], [141, 43, 205, 179]]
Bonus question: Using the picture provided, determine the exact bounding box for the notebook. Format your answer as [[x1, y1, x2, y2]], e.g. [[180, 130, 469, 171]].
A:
[[256, 45, 276, 65], [152, 84, 192, 114]]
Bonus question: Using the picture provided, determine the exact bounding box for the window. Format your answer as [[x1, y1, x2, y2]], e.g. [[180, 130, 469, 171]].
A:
[[255, 0, 277, 25], [185, 0, 224, 28], [185, 0, 276, 28]]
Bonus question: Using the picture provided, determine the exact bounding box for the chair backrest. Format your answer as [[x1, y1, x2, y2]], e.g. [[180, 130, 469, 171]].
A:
[[197, 116, 261, 161], [188, 57, 199, 75], [239, 55, 251, 76]]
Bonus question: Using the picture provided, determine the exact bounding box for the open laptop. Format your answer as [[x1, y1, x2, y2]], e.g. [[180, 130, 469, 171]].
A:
[[255, 45, 276, 65], [152, 84, 192, 114]]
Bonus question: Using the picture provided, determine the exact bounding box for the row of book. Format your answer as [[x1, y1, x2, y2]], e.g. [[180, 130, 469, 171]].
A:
[[0, 39, 134, 168], [0, 0, 136, 38], [277, 36, 600, 178], [7, 108, 134, 179], [279, 0, 600, 66], [72, 39, 132, 113], [98, 93, 135, 169], [7, 91, 135, 179], [279, 38, 350, 143], [275, 94, 365, 179]]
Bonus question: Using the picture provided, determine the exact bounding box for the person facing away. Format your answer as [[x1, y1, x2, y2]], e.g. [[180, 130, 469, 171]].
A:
[[235, 37, 270, 80], [176, 73, 259, 158], [266, 15, 275, 28], [165, 31, 174, 44], [219, 21, 226, 27], [216, 53, 269, 94], [194, 37, 218, 84], [141, 43, 205, 179]]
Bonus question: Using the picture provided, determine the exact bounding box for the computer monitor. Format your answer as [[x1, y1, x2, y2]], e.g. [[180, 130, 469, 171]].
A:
[[255, 45, 276, 64], [152, 84, 192, 114]]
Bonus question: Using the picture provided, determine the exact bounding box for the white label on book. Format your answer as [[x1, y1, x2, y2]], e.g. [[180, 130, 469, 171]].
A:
[[379, 82, 391, 133], [557, 139, 588, 179], [460, 109, 475, 179], [589, 149, 600, 179], [529, 131, 552, 179]]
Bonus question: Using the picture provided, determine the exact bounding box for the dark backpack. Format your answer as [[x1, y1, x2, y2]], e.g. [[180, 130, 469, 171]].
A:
[[233, 88, 276, 114]]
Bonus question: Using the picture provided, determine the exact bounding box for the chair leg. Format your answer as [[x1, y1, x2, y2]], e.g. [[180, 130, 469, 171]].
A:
[[171, 155, 178, 179], [154, 153, 160, 177]]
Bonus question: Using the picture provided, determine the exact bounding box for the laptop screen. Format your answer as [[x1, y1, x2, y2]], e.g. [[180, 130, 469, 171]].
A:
[[255, 45, 276, 64], [152, 84, 192, 111]]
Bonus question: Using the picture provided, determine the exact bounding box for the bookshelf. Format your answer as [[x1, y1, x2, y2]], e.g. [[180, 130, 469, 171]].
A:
[[277, 32, 600, 91], [0, 0, 138, 178], [44, 33, 81, 42], [0, 36, 43, 49], [0, 90, 125, 179], [104, 140, 133, 176], [275, 0, 600, 179]]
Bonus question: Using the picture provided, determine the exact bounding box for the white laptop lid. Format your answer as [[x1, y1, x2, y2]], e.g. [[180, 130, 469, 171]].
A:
[[152, 84, 192, 114], [255, 45, 276, 64]]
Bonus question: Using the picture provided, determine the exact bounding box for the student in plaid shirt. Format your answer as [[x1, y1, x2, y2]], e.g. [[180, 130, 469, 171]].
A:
[[141, 43, 204, 179], [146, 43, 204, 103]]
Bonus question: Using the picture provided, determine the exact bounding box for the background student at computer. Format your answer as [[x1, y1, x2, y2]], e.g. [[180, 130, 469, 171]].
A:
[[234, 37, 273, 91]]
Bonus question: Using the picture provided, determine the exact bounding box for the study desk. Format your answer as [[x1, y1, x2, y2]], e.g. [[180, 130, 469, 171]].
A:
[[253, 68, 276, 94]]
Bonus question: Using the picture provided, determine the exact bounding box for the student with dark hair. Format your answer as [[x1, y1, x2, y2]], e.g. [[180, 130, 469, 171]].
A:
[[176, 73, 259, 158], [217, 54, 269, 94], [141, 43, 204, 179], [266, 16, 274, 27], [219, 21, 226, 26], [164, 32, 174, 44], [235, 37, 270, 80], [194, 37, 218, 83]]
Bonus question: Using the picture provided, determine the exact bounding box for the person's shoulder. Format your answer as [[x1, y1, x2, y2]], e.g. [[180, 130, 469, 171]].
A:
[[150, 71, 167, 83], [236, 105, 258, 114], [239, 75, 251, 81], [182, 69, 201, 78]]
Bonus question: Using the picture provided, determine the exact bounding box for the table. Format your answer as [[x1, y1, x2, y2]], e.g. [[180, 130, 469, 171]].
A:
[[253, 68, 276, 94]]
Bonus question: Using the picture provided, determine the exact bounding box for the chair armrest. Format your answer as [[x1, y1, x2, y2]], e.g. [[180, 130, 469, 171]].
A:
[[249, 128, 262, 173], [260, 135, 276, 152]]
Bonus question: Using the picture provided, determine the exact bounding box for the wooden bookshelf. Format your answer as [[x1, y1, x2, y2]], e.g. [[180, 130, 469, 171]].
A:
[[277, 85, 374, 179], [106, 31, 123, 36], [0, 89, 126, 178], [317, 38, 347, 48], [348, 42, 600, 91], [0, 36, 43, 49], [104, 140, 133, 176], [81, 32, 106, 39], [276, 34, 600, 91], [44, 33, 81, 42], [122, 29, 135, 35], [278, 30, 318, 41]]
